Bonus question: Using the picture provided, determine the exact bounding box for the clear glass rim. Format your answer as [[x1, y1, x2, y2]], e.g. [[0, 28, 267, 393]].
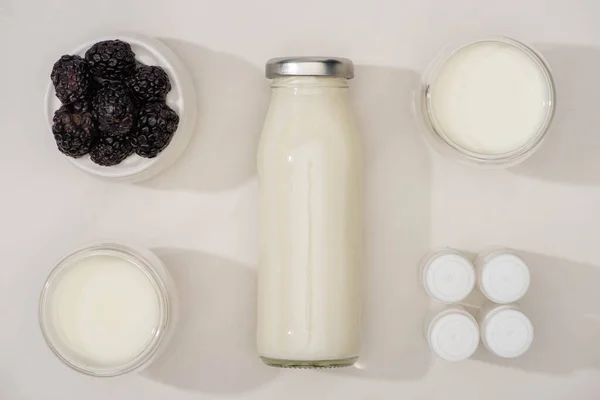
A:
[[38, 242, 171, 377], [422, 36, 557, 166]]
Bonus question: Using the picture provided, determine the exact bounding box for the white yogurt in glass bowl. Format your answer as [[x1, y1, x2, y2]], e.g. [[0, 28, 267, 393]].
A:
[[419, 37, 556, 167], [45, 33, 196, 182], [39, 242, 177, 377]]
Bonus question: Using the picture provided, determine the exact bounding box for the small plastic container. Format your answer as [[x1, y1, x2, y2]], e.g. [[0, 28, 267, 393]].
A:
[[418, 37, 556, 167], [39, 242, 177, 377], [475, 249, 530, 304], [45, 33, 197, 182], [420, 248, 476, 303], [478, 303, 533, 358], [425, 307, 480, 362]]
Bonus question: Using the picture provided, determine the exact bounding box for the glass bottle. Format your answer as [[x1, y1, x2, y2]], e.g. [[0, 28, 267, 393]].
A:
[[257, 57, 362, 368]]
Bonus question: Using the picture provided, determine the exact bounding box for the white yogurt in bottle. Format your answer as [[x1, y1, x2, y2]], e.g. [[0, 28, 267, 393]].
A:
[[257, 58, 362, 368], [423, 38, 555, 166], [39, 243, 175, 376]]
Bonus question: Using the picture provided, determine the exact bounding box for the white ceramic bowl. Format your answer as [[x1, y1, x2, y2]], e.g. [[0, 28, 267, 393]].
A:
[[45, 33, 196, 182]]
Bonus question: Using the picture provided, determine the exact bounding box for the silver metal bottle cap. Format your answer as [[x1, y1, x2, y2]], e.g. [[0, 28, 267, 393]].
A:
[[265, 57, 354, 79]]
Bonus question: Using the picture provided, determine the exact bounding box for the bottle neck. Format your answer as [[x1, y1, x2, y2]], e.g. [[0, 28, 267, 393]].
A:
[[271, 76, 349, 89]]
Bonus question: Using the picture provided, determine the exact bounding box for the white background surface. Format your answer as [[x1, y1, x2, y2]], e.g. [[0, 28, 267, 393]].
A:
[[2, 0, 600, 399]]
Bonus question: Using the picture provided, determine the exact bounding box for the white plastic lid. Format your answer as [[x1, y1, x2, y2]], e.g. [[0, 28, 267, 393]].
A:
[[422, 250, 476, 303], [481, 308, 533, 358], [478, 252, 530, 304], [428, 310, 480, 361]]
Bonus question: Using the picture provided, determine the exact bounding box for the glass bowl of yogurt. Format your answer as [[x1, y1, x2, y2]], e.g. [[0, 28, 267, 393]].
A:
[[39, 242, 176, 377], [419, 37, 556, 167]]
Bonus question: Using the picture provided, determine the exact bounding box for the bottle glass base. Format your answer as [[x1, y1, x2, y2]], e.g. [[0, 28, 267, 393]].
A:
[[260, 356, 358, 369]]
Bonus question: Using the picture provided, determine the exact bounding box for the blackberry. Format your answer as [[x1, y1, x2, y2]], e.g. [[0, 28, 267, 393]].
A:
[[125, 66, 172, 103], [130, 102, 179, 158], [93, 81, 136, 137], [85, 40, 136, 80], [70, 99, 91, 113], [52, 104, 97, 158], [51, 55, 92, 104], [90, 135, 133, 166]]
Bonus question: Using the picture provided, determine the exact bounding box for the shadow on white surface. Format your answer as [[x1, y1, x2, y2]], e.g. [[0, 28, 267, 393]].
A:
[[139, 38, 269, 192], [467, 251, 600, 374], [513, 45, 600, 185], [326, 65, 432, 380], [143, 248, 278, 393]]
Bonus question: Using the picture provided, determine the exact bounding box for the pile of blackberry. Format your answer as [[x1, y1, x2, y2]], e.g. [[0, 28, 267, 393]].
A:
[[50, 40, 179, 166]]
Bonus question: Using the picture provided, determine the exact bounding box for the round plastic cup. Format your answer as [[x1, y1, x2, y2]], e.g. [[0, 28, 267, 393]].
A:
[[478, 303, 533, 358], [425, 307, 480, 362], [417, 37, 556, 168], [39, 242, 177, 377], [45, 33, 197, 182], [475, 249, 530, 304], [420, 248, 476, 303]]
